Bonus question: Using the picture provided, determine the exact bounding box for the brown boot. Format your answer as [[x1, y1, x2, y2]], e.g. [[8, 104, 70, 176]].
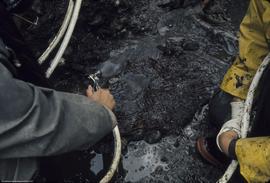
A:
[[196, 137, 230, 166]]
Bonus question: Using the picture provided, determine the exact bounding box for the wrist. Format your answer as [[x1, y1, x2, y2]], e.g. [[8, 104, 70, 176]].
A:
[[218, 130, 238, 155], [228, 138, 238, 159], [232, 97, 244, 102]]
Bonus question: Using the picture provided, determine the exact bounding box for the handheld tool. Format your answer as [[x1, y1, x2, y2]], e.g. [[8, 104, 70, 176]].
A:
[[88, 70, 102, 91]]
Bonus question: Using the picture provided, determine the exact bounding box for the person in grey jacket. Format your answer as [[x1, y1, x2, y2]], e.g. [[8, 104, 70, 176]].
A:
[[0, 0, 117, 181]]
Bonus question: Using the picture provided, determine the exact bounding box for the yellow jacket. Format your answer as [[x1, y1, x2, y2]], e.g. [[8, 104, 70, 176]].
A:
[[221, 0, 270, 182], [221, 0, 270, 100], [236, 137, 270, 183]]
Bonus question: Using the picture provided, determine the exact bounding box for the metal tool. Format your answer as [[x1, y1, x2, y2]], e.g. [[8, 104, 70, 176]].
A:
[[88, 70, 102, 91]]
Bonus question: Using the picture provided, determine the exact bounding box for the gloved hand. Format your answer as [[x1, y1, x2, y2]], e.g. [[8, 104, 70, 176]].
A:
[[216, 100, 245, 153]]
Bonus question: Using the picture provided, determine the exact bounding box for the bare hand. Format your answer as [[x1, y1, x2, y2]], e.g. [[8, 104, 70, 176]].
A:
[[218, 130, 238, 156], [86, 86, 116, 110]]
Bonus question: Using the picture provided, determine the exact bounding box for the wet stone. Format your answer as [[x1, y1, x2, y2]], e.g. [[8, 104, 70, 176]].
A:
[[173, 139, 180, 148], [157, 0, 172, 7], [157, 0, 185, 10], [182, 0, 201, 8], [160, 156, 169, 163], [182, 40, 200, 51], [88, 15, 104, 27], [145, 130, 162, 144]]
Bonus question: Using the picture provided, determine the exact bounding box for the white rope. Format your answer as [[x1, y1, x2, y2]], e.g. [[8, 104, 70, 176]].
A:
[[45, 0, 82, 78], [38, 0, 74, 64], [217, 53, 270, 183], [41, 1, 122, 182], [100, 126, 122, 183]]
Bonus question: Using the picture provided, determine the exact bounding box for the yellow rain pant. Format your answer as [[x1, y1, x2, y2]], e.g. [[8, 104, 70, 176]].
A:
[[220, 0, 270, 100]]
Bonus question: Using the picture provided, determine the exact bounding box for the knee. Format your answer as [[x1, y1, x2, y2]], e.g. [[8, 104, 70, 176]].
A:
[[209, 90, 233, 128]]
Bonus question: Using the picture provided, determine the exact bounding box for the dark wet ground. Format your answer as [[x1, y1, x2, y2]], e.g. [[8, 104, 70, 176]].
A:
[[22, 0, 248, 182]]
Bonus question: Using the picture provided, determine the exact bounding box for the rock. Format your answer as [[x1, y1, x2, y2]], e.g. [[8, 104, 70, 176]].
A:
[[182, 0, 201, 8], [160, 156, 169, 163], [145, 130, 162, 144], [157, 44, 176, 56], [173, 139, 180, 148], [100, 60, 123, 78], [70, 63, 84, 72], [182, 40, 200, 51], [158, 26, 170, 36], [157, 38, 184, 56], [157, 0, 184, 10], [168, 36, 185, 43], [88, 15, 104, 27]]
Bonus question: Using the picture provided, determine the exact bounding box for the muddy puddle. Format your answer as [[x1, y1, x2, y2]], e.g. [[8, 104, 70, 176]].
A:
[[22, 0, 248, 182], [38, 150, 111, 182], [121, 105, 218, 182]]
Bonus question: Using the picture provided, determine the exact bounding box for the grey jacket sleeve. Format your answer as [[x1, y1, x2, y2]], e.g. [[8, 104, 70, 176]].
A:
[[0, 62, 116, 159]]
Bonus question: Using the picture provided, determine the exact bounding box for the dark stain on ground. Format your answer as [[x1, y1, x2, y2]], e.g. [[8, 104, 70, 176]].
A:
[[21, 0, 248, 182]]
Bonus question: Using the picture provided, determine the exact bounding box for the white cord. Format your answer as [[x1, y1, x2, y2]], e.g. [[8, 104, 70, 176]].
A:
[[46, 0, 82, 78], [38, 0, 74, 64], [42, 1, 122, 182], [217, 53, 270, 183], [100, 126, 122, 183]]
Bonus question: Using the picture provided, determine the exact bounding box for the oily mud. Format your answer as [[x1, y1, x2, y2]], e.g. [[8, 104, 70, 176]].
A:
[[21, 0, 248, 182]]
